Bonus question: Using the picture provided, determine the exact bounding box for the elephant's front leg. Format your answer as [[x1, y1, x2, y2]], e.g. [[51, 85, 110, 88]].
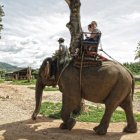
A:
[[60, 106, 76, 130], [59, 95, 78, 130]]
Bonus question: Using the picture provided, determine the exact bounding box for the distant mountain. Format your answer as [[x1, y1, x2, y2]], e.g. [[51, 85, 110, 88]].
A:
[[0, 62, 21, 72]]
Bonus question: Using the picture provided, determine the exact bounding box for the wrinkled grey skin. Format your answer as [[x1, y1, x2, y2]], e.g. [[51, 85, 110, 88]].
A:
[[32, 58, 137, 135]]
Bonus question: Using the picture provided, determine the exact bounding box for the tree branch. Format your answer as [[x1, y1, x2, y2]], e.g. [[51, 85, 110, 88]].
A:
[[65, 0, 71, 6]]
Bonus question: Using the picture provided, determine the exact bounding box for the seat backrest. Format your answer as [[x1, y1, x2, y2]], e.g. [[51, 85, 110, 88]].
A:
[[82, 32, 101, 44], [81, 32, 101, 53]]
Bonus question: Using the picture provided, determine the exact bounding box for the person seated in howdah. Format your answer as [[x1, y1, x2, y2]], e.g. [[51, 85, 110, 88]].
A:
[[75, 20, 101, 56], [83, 20, 101, 53]]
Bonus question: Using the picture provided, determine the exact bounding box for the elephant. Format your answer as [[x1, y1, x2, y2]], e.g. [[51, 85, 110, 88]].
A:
[[32, 57, 137, 135]]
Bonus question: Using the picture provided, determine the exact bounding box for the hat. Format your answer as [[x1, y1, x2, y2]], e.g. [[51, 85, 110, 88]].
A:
[[58, 38, 64, 43]]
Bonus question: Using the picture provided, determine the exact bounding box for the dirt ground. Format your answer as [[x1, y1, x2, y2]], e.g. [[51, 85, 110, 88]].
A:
[[0, 82, 140, 140]]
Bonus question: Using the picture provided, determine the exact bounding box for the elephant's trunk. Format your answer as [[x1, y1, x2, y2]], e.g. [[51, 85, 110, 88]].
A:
[[32, 77, 45, 120]]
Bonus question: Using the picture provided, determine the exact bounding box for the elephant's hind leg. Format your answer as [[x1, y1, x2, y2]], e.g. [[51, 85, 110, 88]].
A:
[[93, 103, 117, 135], [93, 83, 125, 135], [120, 95, 137, 133]]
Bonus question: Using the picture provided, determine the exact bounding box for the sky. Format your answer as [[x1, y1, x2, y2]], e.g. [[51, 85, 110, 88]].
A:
[[0, 0, 140, 68]]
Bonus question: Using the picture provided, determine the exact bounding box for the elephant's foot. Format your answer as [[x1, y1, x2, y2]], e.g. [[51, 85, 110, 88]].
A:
[[67, 118, 76, 130], [31, 111, 38, 120], [59, 118, 76, 130], [123, 123, 137, 133], [93, 125, 107, 135], [59, 123, 67, 129]]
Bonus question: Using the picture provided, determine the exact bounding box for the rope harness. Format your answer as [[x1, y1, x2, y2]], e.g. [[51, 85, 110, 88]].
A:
[[79, 52, 85, 93]]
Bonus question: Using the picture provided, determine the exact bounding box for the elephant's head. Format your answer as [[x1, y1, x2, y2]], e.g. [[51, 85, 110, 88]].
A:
[[32, 57, 57, 120], [39, 57, 57, 87]]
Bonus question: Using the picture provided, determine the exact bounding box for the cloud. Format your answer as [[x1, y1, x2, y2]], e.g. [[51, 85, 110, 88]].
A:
[[122, 12, 140, 22], [0, 0, 140, 68]]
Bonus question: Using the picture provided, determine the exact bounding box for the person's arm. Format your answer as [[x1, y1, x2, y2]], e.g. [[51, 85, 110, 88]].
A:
[[90, 33, 96, 39], [90, 28, 101, 39]]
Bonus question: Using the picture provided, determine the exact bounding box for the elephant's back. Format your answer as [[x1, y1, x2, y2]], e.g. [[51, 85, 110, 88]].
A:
[[77, 60, 131, 102], [60, 60, 132, 103], [80, 61, 119, 100]]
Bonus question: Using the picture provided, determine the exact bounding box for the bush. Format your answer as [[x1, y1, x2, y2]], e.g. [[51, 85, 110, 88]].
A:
[[123, 62, 140, 75]]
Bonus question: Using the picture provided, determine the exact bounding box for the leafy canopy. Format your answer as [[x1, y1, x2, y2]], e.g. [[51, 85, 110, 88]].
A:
[[0, 5, 4, 39]]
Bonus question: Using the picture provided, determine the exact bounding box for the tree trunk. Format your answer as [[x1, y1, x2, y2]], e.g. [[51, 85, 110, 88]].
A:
[[65, 0, 82, 54], [27, 67, 32, 82], [65, 0, 85, 113]]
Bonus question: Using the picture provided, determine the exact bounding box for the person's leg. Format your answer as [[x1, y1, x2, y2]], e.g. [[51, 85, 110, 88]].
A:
[[50, 60, 56, 80], [50, 59, 57, 80]]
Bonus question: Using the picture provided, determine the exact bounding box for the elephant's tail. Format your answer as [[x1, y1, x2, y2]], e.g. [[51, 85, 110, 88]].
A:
[[116, 61, 135, 100], [131, 74, 135, 101], [109, 60, 135, 100], [126, 69, 135, 101]]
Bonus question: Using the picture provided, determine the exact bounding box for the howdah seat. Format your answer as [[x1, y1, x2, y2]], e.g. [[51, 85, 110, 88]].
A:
[[81, 32, 101, 53]]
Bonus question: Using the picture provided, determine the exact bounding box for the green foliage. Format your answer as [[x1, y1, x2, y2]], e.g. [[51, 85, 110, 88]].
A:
[[0, 69, 6, 78], [40, 102, 140, 122], [0, 5, 4, 18], [123, 62, 140, 75], [135, 81, 140, 85], [0, 5, 4, 38], [12, 79, 36, 85], [135, 42, 140, 61], [32, 70, 38, 76]]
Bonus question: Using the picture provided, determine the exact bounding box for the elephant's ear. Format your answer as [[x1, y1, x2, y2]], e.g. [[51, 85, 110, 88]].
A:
[[44, 61, 50, 77], [40, 60, 51, 78]]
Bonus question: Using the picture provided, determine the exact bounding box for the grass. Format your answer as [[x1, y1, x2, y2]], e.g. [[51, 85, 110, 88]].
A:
[[8, 79, 140, 86], [11, 79, 36, 85], [135, 92, 140, 99], [11, 79, 59, 91], [135, 81, 140, 85], [28, 86, 59, 91], [0, 79, 4, 83], [40, 102, 62, 119], [40, 102, 140, 122]]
